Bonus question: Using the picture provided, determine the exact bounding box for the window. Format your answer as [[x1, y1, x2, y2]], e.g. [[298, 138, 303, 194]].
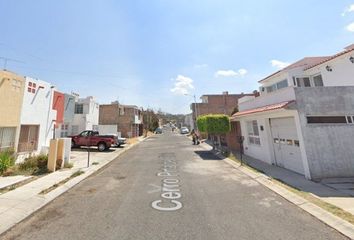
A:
[[265, 79, 288, 93], [295, 77, 310, 87], [60, 124, 69, 137], [75, 104, 83, 114], [307, 116, 347, 124], [295, 75, 324, 87], [0, 127, 16, 151], [313, 75, 324, 87], [27, 81, 37, 94], [18, 125, 39, 152], [276, 79, 288, 90], [247, 120, 260, 145], [303, 77, 311, 87]]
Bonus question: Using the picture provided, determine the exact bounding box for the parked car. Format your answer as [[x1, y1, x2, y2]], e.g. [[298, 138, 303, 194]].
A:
[[180, 127, 189, 134], [155, 128, 163, 134], [69, 130, 118, 152]]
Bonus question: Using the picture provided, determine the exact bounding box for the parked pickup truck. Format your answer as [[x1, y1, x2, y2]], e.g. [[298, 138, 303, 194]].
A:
[[69, 130, 118, 152]]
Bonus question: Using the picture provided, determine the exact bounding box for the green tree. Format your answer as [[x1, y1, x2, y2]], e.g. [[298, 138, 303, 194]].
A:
[[197, 114, 231, 150]]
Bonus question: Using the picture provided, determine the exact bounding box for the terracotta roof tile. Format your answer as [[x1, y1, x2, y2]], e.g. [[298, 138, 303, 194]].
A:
[[231, 101, 294, 119]]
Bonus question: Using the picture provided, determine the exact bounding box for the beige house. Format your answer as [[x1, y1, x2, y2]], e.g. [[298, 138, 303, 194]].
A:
[[0, 70, 25, 152]]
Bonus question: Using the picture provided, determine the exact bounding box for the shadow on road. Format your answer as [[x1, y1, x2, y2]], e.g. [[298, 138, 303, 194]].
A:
[[194, 150, 225, 161]]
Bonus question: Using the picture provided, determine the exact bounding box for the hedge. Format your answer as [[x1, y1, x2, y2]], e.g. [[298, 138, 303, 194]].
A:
[[197, 114, 230, 134]]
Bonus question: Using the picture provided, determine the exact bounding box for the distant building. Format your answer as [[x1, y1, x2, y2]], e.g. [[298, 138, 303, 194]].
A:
[[99, 102, 143, 138], [190, 91, 254, 152]]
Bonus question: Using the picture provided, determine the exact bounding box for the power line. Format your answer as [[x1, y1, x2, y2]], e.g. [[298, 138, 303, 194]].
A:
[[0, 56, 25, 70]]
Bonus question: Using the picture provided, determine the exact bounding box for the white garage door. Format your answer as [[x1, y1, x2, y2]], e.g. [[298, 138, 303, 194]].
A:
[[270, 117, 304, 175]]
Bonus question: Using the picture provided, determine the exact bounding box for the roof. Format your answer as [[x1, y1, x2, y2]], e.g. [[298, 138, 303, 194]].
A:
[[304, 44, 354, 70], [231, 101, 294, 119], [258, 57, 330, 83]]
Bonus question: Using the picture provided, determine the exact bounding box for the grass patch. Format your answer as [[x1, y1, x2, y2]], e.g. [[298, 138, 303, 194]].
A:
[[0, 149, 16, 175], [92, 162, 99, 165], [64, 162, 73, 168], [271, 178, 354, 225], [39, 170, 85, 195], [70, 170, 84, 178]]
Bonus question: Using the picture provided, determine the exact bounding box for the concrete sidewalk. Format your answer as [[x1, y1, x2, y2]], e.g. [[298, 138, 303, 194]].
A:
[[0, 136, 148, 235]]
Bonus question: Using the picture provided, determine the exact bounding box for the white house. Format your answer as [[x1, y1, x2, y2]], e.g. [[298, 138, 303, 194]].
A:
[[232, 44, 354, 180], [70, 96, 99, 135], [18, 77, 57, 160]]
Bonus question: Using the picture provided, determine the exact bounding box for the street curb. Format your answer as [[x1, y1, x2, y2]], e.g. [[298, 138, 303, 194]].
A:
[[206, 147, 354, 239], [0, 135, 152, 236]]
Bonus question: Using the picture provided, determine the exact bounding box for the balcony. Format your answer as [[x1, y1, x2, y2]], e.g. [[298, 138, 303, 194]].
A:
[[239, 87, 296, 111]]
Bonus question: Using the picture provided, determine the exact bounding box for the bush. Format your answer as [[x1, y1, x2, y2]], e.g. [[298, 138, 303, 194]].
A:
[[197, 114, 230, 134], [18, 154, 48, 175], [0, 149, 16, 174]]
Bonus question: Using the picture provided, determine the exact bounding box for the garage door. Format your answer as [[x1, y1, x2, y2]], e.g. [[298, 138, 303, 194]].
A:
[[270, 117, 304, 175]]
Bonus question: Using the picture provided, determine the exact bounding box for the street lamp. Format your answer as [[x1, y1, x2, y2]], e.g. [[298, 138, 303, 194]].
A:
[[184, 93, 199, 131]]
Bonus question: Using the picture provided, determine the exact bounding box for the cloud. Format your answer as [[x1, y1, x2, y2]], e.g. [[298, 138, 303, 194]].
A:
[[270, 60, 290, 69], [346, 22, 354, 32], [194, 63, 208, 68], [214, 68, 248, 78], [342, 4, 354, 16], [170, 75, 194, 95]]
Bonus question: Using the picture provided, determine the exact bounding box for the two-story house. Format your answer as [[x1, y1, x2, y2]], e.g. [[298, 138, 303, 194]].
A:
[[17, 77, 57, 160], [70, 96, 99, 135], [232, 44, 354, 180], [99, 102, 143, 138], [0, 70, 25, 152]]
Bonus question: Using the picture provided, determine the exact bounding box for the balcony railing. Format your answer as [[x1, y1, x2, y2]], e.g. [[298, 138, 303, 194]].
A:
[[17, 141, 38, 153]]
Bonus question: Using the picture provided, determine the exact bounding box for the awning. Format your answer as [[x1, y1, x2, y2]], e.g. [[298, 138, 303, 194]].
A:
[[231, 101, 294, 120]]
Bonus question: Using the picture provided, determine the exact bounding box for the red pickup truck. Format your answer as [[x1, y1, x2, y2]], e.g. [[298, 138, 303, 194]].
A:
[[70, 130, 118, 152]]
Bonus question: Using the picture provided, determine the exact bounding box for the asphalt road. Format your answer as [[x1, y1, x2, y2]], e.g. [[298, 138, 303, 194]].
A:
[[0, 130, 347, 240]]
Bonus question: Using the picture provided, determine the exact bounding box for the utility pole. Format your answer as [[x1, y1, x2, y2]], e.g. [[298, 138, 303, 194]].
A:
[[0, 57, 24, 70]]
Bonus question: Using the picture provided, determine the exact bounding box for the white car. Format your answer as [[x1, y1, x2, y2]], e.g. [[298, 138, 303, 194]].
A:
[[180, 127, 189, 134]]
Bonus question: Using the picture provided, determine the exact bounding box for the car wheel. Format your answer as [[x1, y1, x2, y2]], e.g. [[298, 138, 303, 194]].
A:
[[71, 140, 77, 148], [97, 142, 106, 152]]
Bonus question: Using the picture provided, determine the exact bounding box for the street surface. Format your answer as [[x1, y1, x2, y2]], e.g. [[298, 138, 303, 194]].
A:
[[0, 130, 347, 240]]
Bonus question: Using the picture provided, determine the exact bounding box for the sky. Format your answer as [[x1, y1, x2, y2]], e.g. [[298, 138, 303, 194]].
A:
[[0, 0, 353, 114]]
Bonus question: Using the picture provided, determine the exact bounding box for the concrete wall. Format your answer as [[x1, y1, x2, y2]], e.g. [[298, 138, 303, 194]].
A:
[[295, 87, 354, 179], [20, 77, 56, 154], [63, 94, 75, 122]]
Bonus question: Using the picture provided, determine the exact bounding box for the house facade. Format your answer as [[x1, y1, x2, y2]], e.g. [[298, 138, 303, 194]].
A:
[[99, 102, 143, 138], [233, 44, 354, 180], [17, 77, 57, 159], [56, 93, 76, 137], [71, 96, 99, 135], [0, 70, 25, 152]]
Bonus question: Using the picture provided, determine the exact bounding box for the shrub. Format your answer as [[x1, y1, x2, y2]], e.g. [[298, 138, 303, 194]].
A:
[[197, 114, 230, 134], [0, 149, 16, 174], [18, 154, 48, 175]]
